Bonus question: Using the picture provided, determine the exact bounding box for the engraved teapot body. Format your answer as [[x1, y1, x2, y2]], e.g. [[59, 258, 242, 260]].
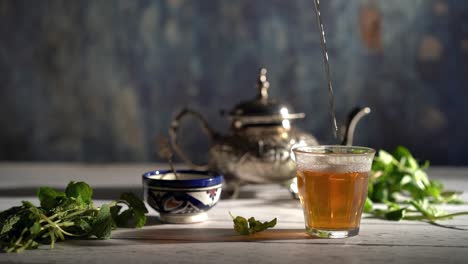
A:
[[169, 68, 370, 185]]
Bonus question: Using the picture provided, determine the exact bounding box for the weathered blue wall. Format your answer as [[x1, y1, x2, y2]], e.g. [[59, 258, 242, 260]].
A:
[[0, 0, 467, 165]]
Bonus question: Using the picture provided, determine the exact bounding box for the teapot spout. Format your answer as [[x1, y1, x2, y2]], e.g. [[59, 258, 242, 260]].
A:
[[341, 107, 371, 146]]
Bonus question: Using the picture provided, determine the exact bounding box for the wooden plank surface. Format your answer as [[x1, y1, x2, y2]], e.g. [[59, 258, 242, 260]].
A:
[[0, 163, 467, 264]]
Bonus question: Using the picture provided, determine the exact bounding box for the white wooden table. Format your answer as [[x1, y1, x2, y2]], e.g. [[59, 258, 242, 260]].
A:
[[0, 163, 467, 264]]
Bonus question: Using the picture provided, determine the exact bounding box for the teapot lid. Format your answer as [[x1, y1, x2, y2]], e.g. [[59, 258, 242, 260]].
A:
[[229, 68, 305, 128]]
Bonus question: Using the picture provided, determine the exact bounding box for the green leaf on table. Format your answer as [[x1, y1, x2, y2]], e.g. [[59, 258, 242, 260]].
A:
[[229, 212, 276, 235], [29, 222, 41, 236], [384, 208, 406, 221], [370, 182, 389, 203], [111, 192, 148, 228], [364, 197, 374, 213], [413, 169, 430, 189], [248, 217, 277, 233], [376, 150, 395, 165], [409, 200, 447, 220], [111, 207, 133, 227], [73, 218, 93, 234], [91, 204, 113, 239], [0, 206, 24, 236], [440, 191, 464, 204], [1, 214, 20, 236], [65, 181, 93, 205], [232, 215, 250, 235], [120, 193, 148, 214], [394, 146, 418, 170], [37, 187, 66, 210]]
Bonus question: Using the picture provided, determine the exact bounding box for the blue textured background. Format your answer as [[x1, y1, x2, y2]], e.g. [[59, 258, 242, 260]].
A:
[[0, 0, 467, 165]]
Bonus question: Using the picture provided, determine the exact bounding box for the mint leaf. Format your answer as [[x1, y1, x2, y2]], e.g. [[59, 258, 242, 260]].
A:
[[0, 207, 23, 236], [230, 212, 276, 235], [91, 204, 113, 239], [111, 207, 134, 227], [37, 187, 66, 210], [377, 150, 394, 165], [393, 146, 418, 170], [232, 216, 249, 235], [133, 211, 146, 228], [248, 217, 277, 233], [72, 218, 93, 234], [384, 208, 406, 221], [29, 222, 41, 236], [112, 192, 148, 228], [1, 214, 20, 235], [120, 193, 147, 213], [65, 181, 93, 205], [363, 197, 373, 213]]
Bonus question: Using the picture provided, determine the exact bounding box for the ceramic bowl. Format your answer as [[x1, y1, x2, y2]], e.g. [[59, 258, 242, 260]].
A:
[[142, 170, 223, 224]]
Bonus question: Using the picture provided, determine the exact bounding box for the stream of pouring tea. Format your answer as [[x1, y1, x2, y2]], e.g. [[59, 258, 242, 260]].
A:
[[313, 0, 339, 139]]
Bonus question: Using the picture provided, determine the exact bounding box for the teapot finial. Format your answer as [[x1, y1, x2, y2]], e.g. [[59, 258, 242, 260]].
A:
[[257, 68, 270, 100]]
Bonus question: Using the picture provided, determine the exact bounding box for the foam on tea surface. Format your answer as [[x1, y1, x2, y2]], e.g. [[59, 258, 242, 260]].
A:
[[295, 157, 371, 173], [293, 146, 374, 173]]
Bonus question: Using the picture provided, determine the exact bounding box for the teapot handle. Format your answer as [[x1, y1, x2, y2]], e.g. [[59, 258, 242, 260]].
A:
[[169, 108, 217, 170]]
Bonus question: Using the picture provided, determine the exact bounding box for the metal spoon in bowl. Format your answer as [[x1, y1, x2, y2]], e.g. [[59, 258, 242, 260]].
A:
[[155, 136, 179, 180]]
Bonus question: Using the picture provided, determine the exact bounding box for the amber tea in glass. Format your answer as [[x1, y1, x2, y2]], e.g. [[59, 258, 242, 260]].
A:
[[292, 145, 375, 238]]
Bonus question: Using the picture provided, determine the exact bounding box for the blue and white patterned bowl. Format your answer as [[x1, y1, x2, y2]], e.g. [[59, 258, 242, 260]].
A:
[[142, 170, 223, 224]]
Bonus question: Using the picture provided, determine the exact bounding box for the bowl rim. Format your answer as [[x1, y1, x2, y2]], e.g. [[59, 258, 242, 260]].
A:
[[142, 169, 223, 188]]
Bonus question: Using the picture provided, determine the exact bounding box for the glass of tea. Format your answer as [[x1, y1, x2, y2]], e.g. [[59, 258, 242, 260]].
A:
[[292, 145, 375, 238]]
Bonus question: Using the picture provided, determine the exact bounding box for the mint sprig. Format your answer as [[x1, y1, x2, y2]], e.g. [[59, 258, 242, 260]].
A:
[[369, 146, 462, 204], [229, 212, 277, 235], [366, 146, 468, 223], [0, 181, 147, 253]]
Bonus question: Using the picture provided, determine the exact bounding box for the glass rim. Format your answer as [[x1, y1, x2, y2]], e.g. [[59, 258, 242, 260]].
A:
[[292, 145, 376, 157]]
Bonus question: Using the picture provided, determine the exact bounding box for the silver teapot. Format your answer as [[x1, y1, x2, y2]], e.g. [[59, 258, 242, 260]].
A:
[[169, 68, 370, 186]]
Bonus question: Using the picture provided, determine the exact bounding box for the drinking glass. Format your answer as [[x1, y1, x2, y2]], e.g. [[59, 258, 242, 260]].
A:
[[292, 145, 375, 238]]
